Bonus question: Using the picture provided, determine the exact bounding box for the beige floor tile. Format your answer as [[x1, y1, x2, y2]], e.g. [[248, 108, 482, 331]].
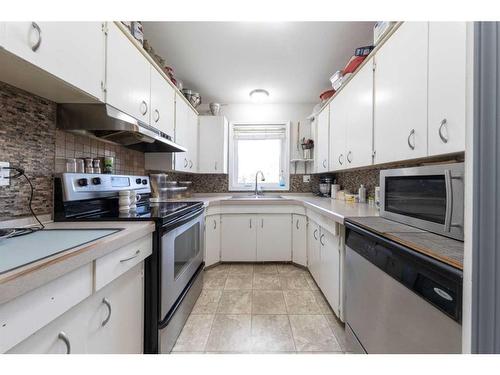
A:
[[312, 290, 333, 314], [251, 315, 295, 352], [205, 264, 230, 276], [283, 290, 322, 314], [205, 314, 252, 352], [229, 263, 254, 275], [254, 264, 278, 274], [172, 314, 215, 352], [253, 273, 281, 290], [324, 314, 347, 351], [289, 315, 341, 352], [191, 290, 222, 314], [304, 274, 320, 291], [280, 275, 311, 290], [252, 290, 287, 314], [217, 290, 252, 314], [277, 264, 308, 276], [224, 274, 253, 290], [203, 273, 227, 290]]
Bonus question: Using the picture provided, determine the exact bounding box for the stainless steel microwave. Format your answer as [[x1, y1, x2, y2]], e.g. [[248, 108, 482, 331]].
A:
[[380, 163, 464, 241]]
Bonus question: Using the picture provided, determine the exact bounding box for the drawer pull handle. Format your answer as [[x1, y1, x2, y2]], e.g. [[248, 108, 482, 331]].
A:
[[140, 100, 148, 115], [102, 298, 112, 327], [313, 229, 318, 240], [30, 22, 42, 52], [407, 129, 416, 150], [120, 250, 140, 263], [154, 109, 160, 123], [189, 160, 193, 169], [58, 331, 71, 354], [338, 154, 344, 165], [320, 234, 325, 246], [438, 119, 449, 143], [347, 151, 352, 163], [184, 158, 188, 168], [296, 219, 299, 230]]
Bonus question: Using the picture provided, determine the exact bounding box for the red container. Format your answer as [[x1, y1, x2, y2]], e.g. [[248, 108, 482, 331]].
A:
[[343, 55, 366, 74], [319, 89, 335, 101]]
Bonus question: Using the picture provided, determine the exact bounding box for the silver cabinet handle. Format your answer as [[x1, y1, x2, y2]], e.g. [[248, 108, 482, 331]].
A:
[[439, 119, 448, 143], [184, 158, 188, 168], [444, 169, 454, 233], [189, 160, 193, 169], [261, 218, 264, 228], [58, 331, 71, 354], [296, 219, 299, 230], [407, 129, 416, 150], [320, 234, 325, 246], [313, 229, 318, 240], [213, 219, 217, 230], [338, 154, 344, 165], [347, 151, 352, 163], [140, 100, 148, 115], [214, 161, 217, 171], [101, 298, 112, 327], [249, 219, 252, 229], [322, 159, 327, 168], [153, 109, 160, 123], [120, 249, 140, 263], [30, 22, 42, 52]]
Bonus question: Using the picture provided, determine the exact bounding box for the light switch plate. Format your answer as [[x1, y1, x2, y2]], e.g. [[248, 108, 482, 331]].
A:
[[303, 175, 311, 183], [0, 162, 10, 186]]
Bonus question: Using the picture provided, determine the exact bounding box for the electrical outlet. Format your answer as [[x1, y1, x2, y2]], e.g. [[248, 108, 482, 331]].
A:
[[0, 162, 10, 186], [303, 175, 311, 183]]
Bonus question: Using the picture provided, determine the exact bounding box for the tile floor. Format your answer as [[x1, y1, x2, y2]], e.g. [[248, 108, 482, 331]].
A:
[[172, 263, 347, 354]]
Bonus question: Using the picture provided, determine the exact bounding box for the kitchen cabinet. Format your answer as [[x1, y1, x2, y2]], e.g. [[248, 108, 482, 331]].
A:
[[150, 66, 176, 138], [428, 22, 467, 156], [314, 105, 330, 173], [198, 116, 229, 174], [106, 22, 151, 123], [374, 22, 429, 164], [256, 214, 292, 262], [0, 22, 105, 101], [318, 225, 341, 317], [292, 214, 307, 267], [221, 214, 257, 261], [307, 219, 321, 282], [329, 88, 348, 171], [174, 95, 198, 172], [205, 215, 221, 267]]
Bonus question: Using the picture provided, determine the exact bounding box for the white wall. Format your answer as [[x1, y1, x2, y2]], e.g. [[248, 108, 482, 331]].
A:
[[198, 103, 316, 174]]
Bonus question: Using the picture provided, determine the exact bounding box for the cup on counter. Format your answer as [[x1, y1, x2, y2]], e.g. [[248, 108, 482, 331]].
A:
[[119, 190, 141, 211], [129, 192, 142, 210], [331, 184, 340, 200]]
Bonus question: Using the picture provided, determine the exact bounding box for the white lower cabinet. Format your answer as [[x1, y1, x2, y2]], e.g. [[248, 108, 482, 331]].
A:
[[221, 214, 257, 261], [318, 225, 341, 318], [205, 215, 221, 267], [307, 219, 321, 282], [292, 214, 307, 267], [256, 214, 292, 262]]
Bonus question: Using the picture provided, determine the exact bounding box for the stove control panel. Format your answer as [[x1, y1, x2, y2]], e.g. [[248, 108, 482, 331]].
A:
[[60, 173, 151, 201]]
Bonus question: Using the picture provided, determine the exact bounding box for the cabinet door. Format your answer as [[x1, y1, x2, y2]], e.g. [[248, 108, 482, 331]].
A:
[[345, 59, 374, 169], [174, 96, 190, 172], [307, 219, 321, 283], [316, 105, 330, 172], [428, 22, 467, 156], [198, 116, 228, 174], [150, 66, 175, 138], [292, 214, 308, 267], [205, 215, 221, 267], [2, 22, 105, 100], [86, 263, 144, 354], [319, 227, 341, 318], [106, 23, 151, 123], [256, 214, 292, 262], [374, 22, 429, 164], [187, 108, 199, 172], [329, 91, 347, 171], [221, 215, 257, 261]]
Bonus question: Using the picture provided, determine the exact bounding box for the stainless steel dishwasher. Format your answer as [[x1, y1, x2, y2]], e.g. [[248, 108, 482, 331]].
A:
[[344, 222, 463, 354]]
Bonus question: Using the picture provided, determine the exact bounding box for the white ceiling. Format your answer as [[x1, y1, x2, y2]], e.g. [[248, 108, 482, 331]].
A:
[[142, 22, 375, 104]]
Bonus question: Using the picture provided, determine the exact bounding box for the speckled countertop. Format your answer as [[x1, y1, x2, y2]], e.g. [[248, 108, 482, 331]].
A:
[[0, 221, 155, 304]]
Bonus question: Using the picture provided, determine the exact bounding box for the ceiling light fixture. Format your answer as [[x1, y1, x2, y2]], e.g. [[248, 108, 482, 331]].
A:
[[249, 89, 270, 102]]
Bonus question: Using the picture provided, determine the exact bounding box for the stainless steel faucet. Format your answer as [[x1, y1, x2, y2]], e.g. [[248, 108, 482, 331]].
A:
[[255, 171, 265, 196]]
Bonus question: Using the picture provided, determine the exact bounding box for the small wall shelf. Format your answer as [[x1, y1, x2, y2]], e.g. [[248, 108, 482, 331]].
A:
[[290, 159, 314, 174]]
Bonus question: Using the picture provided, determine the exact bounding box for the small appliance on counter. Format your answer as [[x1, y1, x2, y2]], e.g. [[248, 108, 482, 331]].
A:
[[318, 176, 334, 197], [149, 173, 192, 201]]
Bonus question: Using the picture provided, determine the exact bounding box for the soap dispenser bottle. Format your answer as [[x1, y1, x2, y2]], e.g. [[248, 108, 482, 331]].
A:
[[358, 184, 366, 203], [279, 170, 285, 187]]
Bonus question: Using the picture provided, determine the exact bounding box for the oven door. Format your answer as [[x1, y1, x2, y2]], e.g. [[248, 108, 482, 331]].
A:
[[159, 207, 204, 320], [380, 163, 464, 241]]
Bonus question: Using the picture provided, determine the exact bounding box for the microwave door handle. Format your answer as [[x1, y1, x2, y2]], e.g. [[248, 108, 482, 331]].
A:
[[444, 169, 453, 233]]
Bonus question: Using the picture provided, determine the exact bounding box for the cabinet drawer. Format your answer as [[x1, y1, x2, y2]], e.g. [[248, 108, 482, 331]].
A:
[[94, 235, 152, 291], [0, 264, 92, 353]]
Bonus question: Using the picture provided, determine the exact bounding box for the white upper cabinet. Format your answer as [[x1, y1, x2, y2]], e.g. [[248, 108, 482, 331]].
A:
[[1, 22, 105, 100], [174, 96, 199, 172], [106, 23, 151, 123], [329, 89, 348, 171], [198, 116, 229, 174], [150, 66, 175, 138], [186, 108, 199, 172], [428, 22, 467, 156], [345, 59, 374, 169], [256, 214, 292, 262], [374, 22, 429, 164], [315, 105, 330, 172]]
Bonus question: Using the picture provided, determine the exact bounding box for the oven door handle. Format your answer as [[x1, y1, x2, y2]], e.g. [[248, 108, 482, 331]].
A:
[[161, 207, 204, 232], [444, 169, 453, 233]]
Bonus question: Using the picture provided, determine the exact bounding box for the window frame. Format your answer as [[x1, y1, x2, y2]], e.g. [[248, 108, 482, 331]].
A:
[[228, 121, 290, 192]]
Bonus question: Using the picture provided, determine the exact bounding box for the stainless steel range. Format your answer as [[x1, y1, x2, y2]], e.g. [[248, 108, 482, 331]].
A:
[[53, 173, 204, 353]]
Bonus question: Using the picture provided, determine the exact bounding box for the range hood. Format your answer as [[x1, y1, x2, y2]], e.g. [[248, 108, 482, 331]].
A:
[[57, 104, 187, 153]]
